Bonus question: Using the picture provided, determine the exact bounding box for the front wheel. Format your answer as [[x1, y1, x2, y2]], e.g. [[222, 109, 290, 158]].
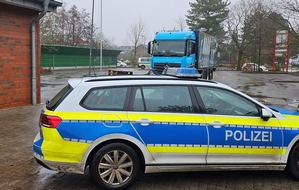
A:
[[287, 143, 299, 180], [90, 143, 141, 190]]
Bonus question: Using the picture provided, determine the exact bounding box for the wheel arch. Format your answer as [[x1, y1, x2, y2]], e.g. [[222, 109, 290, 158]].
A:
[[282, 134, 299, 164], [83, 134, 151, 173]]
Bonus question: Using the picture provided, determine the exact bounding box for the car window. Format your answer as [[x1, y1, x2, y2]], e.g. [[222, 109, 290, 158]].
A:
[[46, 84, 73, 111], [132, 85, 193, 113], [81, 87, 128, 110], [196, 86, 260, 116]]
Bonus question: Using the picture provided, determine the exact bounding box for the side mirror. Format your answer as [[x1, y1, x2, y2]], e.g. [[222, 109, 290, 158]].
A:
[[147, 41, 153, 55], [261, 108, 272, 121]]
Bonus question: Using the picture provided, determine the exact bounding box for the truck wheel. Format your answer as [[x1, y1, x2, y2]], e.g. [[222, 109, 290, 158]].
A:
[[287, 143, 299, 180], [209, 70, 214, 80], [202, 70, 207, 80], [90, 143, 141, 190], [141, 65, 145, 69]]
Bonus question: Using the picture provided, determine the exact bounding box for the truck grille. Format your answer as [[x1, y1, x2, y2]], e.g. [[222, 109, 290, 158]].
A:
[[153, 63, 181, 73]]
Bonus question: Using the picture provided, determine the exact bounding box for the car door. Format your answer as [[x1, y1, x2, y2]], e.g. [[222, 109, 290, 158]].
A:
[[194, 86, 283, 165], [127, 85, 208, 165]]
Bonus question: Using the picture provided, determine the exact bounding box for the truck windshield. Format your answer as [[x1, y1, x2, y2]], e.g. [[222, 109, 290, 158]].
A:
[[153, 40, 185, 56]]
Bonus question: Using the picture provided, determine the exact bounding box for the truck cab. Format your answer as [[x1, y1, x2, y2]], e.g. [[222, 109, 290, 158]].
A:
[[148, 30, 218, 80], [148, 31, 196, 74]]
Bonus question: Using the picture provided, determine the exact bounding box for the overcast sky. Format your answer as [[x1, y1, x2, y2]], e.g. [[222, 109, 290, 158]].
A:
[[60, 0, 238, 46]]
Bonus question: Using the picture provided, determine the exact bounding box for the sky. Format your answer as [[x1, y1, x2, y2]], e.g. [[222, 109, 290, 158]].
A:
[[59, 0, 238, 46]]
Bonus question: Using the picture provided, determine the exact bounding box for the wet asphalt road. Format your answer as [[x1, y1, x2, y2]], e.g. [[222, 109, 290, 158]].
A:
[[1, 68, 299, 190], [214, 70, 299, 110]]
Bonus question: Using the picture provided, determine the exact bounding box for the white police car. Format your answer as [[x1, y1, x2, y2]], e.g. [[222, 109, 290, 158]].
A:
[[33, 68, 299, 189]]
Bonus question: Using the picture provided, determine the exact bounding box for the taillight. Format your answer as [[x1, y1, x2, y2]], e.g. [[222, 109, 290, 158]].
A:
[[39, 113, 62, 128]]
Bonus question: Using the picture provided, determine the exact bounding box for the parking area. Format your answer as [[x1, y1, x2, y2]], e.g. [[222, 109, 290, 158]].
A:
[[1, 68, 299, 189]]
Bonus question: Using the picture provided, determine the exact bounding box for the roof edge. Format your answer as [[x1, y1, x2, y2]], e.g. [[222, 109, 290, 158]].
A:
[[0, 0, 62, 12]]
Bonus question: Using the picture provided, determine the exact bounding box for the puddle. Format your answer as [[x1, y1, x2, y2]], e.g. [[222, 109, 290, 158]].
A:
[[41, 83, 65, 87], [288, 99, 299, 109], [274, 81, 299, 83]]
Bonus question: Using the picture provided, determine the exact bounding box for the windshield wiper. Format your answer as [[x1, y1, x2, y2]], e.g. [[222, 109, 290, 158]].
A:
[[153, 52, 166, 56], [169, 52, 180, 56]]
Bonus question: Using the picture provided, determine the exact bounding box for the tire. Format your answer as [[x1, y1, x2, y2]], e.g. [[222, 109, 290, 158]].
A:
[[141, 65, 145, 70], [287, 143, 299, 180], [90, 143, 140, 190], [209, 70, 213, 80], [202, 69, 207, 80]]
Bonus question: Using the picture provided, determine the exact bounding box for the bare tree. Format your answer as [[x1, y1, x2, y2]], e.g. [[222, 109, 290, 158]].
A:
[[126, 19, 148, 67], [274, 0, 299, 39], [227, 0, 261, 70], [41, 5, 91, 46], [173, 16, 187, 31], [40, 5, 114, 47], [66, 6, 91, 46], [40, 6, 68, 45], [93, 31, 115, 49]]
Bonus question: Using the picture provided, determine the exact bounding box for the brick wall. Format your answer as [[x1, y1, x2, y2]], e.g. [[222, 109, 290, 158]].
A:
[[0, 3, 41, 109]]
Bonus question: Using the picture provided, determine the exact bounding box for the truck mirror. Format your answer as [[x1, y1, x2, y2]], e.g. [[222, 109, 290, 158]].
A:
[[147, 41, 153, 55]]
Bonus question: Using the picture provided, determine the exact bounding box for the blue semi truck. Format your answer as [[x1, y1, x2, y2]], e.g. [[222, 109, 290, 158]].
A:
[[147, 30, 218, 79]]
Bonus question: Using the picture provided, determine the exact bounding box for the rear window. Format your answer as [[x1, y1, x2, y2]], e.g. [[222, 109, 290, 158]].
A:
[[80, 87, 128, 110], [46, 84, 73, 111]]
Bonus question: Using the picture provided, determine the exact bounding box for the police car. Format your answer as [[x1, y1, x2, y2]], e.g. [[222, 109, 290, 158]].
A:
[[33, 68, 299, 190]]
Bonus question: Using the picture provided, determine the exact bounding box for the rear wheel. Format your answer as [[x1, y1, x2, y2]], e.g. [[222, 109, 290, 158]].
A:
[[202, 69, 208, 80], [209, 70, 213, 80], [287, 143, 299, 180], [141, 65, 145, 69], [90, 143, 140, 190]]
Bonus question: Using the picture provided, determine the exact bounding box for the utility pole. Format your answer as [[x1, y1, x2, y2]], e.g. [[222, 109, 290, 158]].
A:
[[100, 0, 103, 73], [89, 0, 95, 76]]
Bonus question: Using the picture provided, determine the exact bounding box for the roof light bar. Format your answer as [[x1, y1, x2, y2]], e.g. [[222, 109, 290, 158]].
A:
[[162, 67, 201, 78]]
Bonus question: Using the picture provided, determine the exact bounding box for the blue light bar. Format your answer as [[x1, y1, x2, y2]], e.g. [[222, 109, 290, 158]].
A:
[[162, 67, 201, 78]]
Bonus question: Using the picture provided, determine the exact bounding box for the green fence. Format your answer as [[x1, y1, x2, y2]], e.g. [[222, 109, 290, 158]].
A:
[[41, 45, 121, 68]]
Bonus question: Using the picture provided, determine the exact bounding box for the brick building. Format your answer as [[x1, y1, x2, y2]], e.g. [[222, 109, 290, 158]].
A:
[[0, 0, 61, 109]]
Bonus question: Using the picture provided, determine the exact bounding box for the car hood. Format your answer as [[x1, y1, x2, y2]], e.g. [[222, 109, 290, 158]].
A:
[[268, 105, 299, 119]]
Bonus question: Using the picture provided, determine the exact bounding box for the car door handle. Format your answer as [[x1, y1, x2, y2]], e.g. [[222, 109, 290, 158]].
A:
[[209, 121, 225, 128], [136, 118, 154, 127]]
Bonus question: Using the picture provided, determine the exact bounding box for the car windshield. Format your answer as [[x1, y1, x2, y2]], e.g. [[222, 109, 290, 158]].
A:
[[152, 40, 186, 57]]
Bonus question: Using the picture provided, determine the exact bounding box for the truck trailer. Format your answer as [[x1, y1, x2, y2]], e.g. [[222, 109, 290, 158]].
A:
[[147, 30, 218, 79]]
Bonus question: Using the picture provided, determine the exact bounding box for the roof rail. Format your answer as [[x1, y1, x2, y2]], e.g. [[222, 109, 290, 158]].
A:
[[84, 75, 216, 84]]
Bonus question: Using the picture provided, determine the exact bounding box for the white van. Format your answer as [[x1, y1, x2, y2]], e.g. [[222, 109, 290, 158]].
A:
[[138, 57, 151, 69]]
